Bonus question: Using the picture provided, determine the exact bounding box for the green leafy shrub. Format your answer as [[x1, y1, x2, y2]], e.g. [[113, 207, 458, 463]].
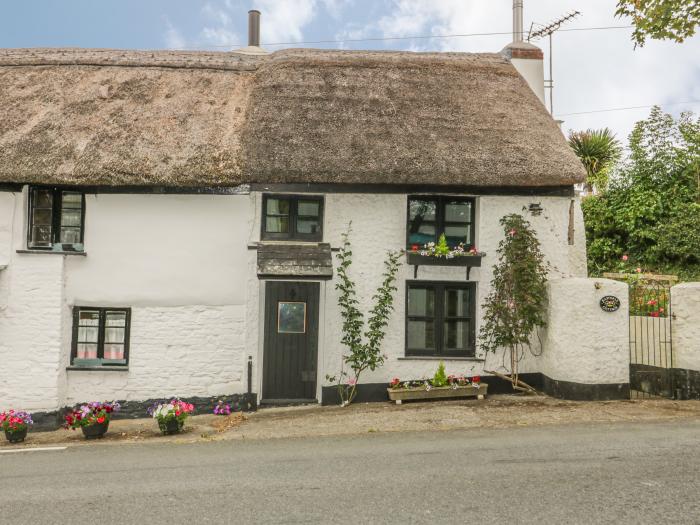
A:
[[326, 224, 402, 406], [432, 362, 448, 387], [479, 214, 548, 393], [581, 108, 700, 281]]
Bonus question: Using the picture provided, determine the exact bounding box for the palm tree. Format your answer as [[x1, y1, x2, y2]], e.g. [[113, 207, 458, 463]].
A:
[[568, 128, 622, 194]]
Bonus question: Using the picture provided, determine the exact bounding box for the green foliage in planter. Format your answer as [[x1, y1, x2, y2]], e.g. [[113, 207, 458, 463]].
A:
[[432, 362, 448, 387], [327, 224, 402, 406], [581, 108, 700, 280], [479, 214, 548, 391]]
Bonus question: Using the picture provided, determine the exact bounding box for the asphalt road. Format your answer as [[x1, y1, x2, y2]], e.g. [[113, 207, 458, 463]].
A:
[[1, 421, 699, 524]]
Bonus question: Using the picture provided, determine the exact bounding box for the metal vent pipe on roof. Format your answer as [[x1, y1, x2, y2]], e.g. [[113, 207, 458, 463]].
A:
[[513, 0, 524, 42], [248, 10, 261, 47]]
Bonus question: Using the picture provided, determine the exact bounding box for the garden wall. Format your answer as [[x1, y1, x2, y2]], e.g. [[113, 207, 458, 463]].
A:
[[671, 283, 700, 399], [539, 278, 630, 399]]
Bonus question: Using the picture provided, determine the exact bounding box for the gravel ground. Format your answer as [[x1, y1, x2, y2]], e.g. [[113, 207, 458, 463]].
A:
[[3, 395, 700, 449]]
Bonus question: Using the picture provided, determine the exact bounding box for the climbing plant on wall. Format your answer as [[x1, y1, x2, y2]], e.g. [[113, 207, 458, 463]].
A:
[[326, 224, 402, 406], [479, 214, 548, 394]]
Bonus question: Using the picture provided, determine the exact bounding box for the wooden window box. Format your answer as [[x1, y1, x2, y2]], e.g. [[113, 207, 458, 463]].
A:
[[407, 252, 484, 278], [387, 383, 488, 404]]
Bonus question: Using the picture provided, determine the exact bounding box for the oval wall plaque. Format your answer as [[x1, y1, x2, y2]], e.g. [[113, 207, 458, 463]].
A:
[[600, 295, 621, 312]]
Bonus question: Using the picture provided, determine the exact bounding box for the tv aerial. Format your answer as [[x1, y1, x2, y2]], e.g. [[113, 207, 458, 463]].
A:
[[528, 11, 581, 116]]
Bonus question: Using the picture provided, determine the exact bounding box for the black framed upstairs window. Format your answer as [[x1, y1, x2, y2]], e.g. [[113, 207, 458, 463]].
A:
[[28, 186, 85, 251], [406, 281, 476, 357], [407, 196, 475, 249], [262, 194, 323, 241], [71, 307, 131, 367]]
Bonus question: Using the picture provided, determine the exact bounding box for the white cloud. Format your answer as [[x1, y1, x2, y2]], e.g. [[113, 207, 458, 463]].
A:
[[200, 2, 241, 47], [163, 17, 186, 49], [252, 0, 317, 44]]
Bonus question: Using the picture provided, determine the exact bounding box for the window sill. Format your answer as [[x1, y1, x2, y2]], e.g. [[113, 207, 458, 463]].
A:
[[17, 249, 86, 256], [398, 356, 485, 362], [66, 366, 128, 372]]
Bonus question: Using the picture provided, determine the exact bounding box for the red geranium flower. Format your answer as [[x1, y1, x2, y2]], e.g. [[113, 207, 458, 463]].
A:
[[97, 416, 105, 424]]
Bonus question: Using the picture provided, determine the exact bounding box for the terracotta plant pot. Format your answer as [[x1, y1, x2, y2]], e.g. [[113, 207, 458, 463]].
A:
[[158, 418, 184, 435], [4, 427, 28, 443], [81, 420, 109, 440]]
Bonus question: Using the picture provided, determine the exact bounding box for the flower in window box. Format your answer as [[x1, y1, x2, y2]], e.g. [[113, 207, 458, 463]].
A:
[[416, 234, 485, 259]]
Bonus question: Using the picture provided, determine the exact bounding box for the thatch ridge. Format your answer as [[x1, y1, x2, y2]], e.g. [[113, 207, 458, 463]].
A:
[[0, 47, 585, 187]]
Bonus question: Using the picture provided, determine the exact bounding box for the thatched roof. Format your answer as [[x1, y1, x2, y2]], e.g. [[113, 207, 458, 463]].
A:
[[0, 47, 585, 188]]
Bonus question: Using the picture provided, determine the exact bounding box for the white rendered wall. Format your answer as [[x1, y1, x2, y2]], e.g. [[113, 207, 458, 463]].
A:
[[541, 278, 629, 385], [0, 190, 66, 411], [313, 192, 587, 387], [2, 187, 592, 412], [1, 189, 252, 412], [672, 283, 700, 372]]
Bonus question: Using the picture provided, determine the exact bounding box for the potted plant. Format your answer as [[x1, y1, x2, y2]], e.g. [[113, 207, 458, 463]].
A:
[[148, 399, 194, 435], [64, 401, 120, 439], [0, 410, 33, 443], [387, 362, 487, 404], [407, 233, 485, 268], [213, 400, 231, 416]]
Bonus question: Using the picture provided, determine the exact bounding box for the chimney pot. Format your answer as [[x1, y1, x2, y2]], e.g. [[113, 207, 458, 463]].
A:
[[248, 9, 261, 47], [513, 0, 524, 43]]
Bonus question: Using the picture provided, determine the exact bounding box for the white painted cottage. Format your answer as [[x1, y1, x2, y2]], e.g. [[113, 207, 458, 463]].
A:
[[2, 24, 626, 427]]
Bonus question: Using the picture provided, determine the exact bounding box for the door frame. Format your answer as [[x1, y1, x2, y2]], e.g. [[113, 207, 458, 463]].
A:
[[257, 280, 326, 403]]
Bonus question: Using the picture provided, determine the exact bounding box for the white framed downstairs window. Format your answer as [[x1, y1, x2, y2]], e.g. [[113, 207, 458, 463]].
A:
[[71, 307, 131, 367]]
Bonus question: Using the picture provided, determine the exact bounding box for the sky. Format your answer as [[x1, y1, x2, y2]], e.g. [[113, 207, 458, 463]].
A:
[[1, 0, 699, 144]]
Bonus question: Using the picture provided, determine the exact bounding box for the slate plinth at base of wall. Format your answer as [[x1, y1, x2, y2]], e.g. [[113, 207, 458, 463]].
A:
[[672, 368, 700, 400], [29, 393, 257, 432], [322, 373, 631, 405]]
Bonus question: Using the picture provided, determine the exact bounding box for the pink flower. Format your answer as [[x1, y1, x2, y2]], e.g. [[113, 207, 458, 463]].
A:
[[508, 229, 516, 237], [347, 377, 357, 386], [622, 254, 628, 261]]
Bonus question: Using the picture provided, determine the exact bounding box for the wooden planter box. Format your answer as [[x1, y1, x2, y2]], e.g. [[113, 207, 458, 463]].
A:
[[406, 253, 483, 267], [387, 383, 488, 404]]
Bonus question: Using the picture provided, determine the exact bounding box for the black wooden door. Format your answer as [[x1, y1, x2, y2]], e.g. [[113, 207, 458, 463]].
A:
[[263, 281, 320, 401]]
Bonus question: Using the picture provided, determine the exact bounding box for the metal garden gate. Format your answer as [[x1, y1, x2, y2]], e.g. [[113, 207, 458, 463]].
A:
[[628, 278, 675, 398]]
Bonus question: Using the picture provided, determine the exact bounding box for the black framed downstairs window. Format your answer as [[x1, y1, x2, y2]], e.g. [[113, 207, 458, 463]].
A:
[[71, 307, 131, 367], [262, 194, 323, 241], [406, 281, 476, 357], [28, 186, 85, 251], [407, 196, 475, 249]]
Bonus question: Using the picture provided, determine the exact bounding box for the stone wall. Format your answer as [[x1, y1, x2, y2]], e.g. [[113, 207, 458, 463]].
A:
[[0, 189, 254, 416], [64, 305, 248, 405], [0, 254, 65, 411]]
